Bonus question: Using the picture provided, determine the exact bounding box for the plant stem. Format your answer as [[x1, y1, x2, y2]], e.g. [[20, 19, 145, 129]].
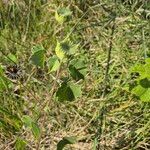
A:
[[95, 3, 116, 150], [36, 65, 61, 150]]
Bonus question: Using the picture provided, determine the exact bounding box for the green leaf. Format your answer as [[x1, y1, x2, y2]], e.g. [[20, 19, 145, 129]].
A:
[[22, 115, 41, 139], [69, 82, 82, 99], [57, 7, 72, 17], [132, 85, 150, 102], [56, 82, 74, 102], [145, 64, 150, 78], [55, 40, 78, 60], [131, 58, 150, 79], [47, 56, 60, 72], [31, 122, 41, 139], [140, 88, 150, 102], [131, 78, 150, 102], [32, 45, 45, 53], [67, 42, 79, 55], [55, 7, 72, 24], [57, 136, 77, 150], [69, 59, 87, 80], [69, 65, 85, 81], [130, 58, 150, 102], [132, 84, 146, 97], [131, 64, 145, 76], [56, 82, 82, 102], [30, 45, 45, 68], [55, 41, 65, 60], [22, 115, 33, 128], [139, 78, 150, 88], [15, 138, 26, 150]]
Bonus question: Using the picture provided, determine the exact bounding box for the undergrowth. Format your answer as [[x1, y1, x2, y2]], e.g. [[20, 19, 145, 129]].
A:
[[0, 0, 150, 150]]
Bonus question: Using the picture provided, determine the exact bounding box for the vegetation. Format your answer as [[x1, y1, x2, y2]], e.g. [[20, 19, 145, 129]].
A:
[[0, 0, 150, 149]]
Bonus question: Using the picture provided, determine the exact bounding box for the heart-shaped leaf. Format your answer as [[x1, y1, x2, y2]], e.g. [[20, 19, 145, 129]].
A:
[[69, 82, 82, 99], [56, 82, 82, 102], [57, 136, 77, 150], [30, 45, 45, 68], [69, 58, 87, 81], [56, 82, 74, 102], [47, 56, 60, 72]]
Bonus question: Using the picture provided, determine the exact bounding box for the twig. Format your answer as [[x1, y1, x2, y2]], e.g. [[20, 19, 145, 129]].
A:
[[103, 18, 116, 97], [35, 66, 61, 150], [95, 2, 117, 150]]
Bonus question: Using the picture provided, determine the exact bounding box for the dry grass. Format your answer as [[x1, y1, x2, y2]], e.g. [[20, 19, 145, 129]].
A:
[[0, 0, 150, 150]]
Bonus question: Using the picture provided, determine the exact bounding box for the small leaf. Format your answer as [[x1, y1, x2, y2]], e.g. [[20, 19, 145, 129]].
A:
[[56, 82, 82, 102], [140, 88, 150, 102], [55, 41, 65, 60], [131, 58, 150, 79], [55, 11, 65, 24], [131, 78, 150, 102], [22, 115, 33, 128], [130, 58, 150, 102], [30, 45, 45, 68], [69, 65, 85, 81], [145, 64, 150, 78], [47, 56, 60, 72], [132, 84, 147, 97], [68, 42, 79, 55], [32, 45, 45, 53], [22, 115, 41, 139], [57, 136, 77, 150], [131, 64, 145, 75], [56, 82, 74, 102], [69, 58, 87, 80], [139, 78, 150, 88], [69, 82, 82, 99], [31, 122, 41, 139], [15, 137, 26, 150], [55, 7, 72, 24], [55, 40, 78, 60]]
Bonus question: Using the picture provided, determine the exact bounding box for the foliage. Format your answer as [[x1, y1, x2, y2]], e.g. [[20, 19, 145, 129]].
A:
[[56, 82, 82, 102], [30, 45, 45, 68], [57, 136, 77, 150], [0, 0, 150, 149], [55, 7, 72, 24], [15, 137, 27, 150], [22, 115, 41, 139], [130, 58, 150, 102], [47, 56, 60, 72]]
